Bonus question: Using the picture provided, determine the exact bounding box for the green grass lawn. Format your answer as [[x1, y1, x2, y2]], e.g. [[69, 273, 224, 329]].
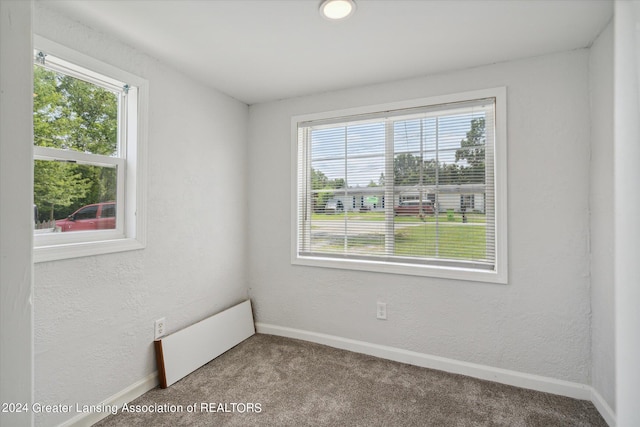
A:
[[313, 221, 487, 261], [394, 223, 486, 260], [312, 211, 486, 224]]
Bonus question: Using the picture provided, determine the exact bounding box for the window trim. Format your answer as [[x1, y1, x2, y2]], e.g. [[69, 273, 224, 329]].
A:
[[33, 35, 148, 263], [291, 87, 508, 284]]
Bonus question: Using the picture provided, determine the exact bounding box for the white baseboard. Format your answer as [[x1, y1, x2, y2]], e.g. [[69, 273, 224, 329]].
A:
[[59, 372, 159, 427], [591, 387, 616, 427], [256, 322, 614, 426], [56, 326, 617, 427]]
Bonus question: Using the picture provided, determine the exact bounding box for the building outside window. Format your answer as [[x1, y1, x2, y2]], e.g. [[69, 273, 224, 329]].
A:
[[293, 88, 507, 283]]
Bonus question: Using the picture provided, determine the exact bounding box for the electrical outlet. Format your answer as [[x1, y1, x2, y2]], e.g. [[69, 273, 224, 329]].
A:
[[376, 302, 387, 320], [154, 318, 166, 340]]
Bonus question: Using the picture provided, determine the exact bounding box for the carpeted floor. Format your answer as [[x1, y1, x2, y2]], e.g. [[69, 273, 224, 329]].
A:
[[94, 334, 606, 426]]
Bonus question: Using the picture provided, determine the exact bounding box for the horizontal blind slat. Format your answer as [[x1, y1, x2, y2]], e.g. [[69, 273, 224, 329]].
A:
[[297, 97, 496, 272]]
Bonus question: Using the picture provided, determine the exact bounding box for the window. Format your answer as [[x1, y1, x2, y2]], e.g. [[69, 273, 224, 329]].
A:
[[33, 36, 147, 262], [292, 88, 507, 283]]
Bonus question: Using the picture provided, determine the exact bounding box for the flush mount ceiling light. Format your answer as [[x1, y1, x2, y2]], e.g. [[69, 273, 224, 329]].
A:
[[319, 0, 356, 20]]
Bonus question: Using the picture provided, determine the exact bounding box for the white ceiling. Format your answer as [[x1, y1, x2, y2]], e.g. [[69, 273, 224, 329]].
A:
[[39, 0, 613, 105]]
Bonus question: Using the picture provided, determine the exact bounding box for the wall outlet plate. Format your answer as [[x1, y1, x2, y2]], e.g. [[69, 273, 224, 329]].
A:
[[377, 302, 387, 320], [154, 318, 166, 340]]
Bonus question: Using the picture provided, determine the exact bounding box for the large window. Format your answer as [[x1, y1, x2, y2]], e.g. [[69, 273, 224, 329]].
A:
[[292, 88, 507, 283], [33, 36, 147, 262]]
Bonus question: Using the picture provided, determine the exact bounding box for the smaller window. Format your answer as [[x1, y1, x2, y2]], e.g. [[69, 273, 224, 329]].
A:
[[33, 36, 147, 262]]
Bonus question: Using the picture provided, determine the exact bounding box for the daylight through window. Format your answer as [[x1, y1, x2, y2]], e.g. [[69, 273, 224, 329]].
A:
[[294, 90, 507, 282], [33, 37, 147, 262]]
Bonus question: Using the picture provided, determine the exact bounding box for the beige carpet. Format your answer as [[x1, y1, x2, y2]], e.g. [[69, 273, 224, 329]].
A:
[[95, 334, 606, 426]]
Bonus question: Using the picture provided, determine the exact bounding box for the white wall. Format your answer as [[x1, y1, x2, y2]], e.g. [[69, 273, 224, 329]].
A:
[[588, 20, 615, 413], [614, 2, 640, 426], [2, 3, 621, 425], [0, 1, 34, 426], [248, 50, 593, 384], [32, 5, 249, 426]]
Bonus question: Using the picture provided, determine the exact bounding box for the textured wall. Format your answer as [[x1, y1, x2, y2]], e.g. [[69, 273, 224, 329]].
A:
[[614, 2, 640, 425], [248, 50, 592, 384], [588, 21, 615, 412], [0, 2, 34, 426], [33, 5, 249, 426]]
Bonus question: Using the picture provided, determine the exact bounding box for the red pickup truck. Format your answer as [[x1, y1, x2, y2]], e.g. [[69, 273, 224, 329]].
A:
[[55, 202, 116, 232]]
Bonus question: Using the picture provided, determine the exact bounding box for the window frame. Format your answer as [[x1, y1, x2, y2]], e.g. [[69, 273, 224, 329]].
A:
[[33, 35, 148, 263], [291, 87, 508, 284]]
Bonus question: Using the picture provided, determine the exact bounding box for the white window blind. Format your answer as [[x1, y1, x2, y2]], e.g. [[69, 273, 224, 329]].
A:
[[294, 91, 506, 281]]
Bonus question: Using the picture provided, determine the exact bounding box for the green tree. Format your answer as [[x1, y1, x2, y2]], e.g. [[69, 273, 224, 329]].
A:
[[311, 169, 332, 212], [34, 66, 118, 154], [394, 153, 422, 186], [330, 178, 345, 189], [394, 154, 440, 186], [34, 160, 91, 221], [455, 117, 485, 183], [310, 169, 348, 212], [77, 165, 117, 205], [33, 65, 118, 221], [438, 163, 464, 185], [311, 168, 329, 190], [392, 118, 486, 188]]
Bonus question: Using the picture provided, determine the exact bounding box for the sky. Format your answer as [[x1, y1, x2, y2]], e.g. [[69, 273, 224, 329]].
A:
[[310, 112, 485, 187]]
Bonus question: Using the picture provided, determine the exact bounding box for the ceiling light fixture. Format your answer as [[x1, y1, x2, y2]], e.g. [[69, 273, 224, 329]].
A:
[[319, 0, 356, 21]]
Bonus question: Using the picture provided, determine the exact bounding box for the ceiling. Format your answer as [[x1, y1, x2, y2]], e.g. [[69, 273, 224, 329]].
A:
[[39, 0, 613, 105]]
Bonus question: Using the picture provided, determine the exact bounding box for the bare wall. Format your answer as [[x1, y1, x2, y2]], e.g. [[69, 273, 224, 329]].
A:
[[614, 2, 640, 425], [32, 5, 249, 426], [588, 20, 615, 412], [0, 1, 34, 426], [247, 50, 592, 384]]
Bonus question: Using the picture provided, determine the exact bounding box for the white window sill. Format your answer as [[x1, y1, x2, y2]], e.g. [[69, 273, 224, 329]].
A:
[[34, 237, 145, 263], [292, 255, 507, 284]]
